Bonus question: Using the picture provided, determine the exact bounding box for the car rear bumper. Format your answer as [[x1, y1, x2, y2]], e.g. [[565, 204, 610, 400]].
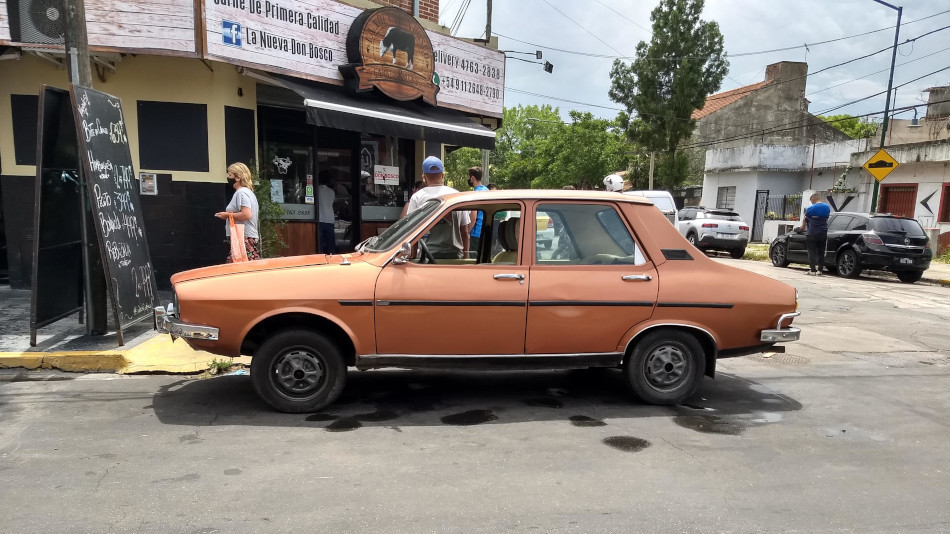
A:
[[698, 234, 749, 249], [859, 251, 931, 271], [154, 306, 219, 341], [760, 312, 801, 342]]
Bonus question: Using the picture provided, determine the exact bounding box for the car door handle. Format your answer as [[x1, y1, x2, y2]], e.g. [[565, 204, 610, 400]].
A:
[[494, 273, 525, 281], [622, 274, 653, 281]]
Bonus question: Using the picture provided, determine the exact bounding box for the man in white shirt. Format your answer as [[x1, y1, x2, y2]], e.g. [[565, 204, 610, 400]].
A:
[[317, 171, 337, 254], [403, 156, 470, 259]]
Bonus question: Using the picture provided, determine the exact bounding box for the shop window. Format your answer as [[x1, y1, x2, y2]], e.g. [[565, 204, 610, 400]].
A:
[[224, 106, 256, 166], [137, 101, 209, 172], [11, 94, 39, 166], [717, 186, 736, 210]]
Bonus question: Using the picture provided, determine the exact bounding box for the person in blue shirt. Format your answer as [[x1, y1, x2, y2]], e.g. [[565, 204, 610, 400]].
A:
[[467, 166, 488, 258], [800, 193, 831, 275]]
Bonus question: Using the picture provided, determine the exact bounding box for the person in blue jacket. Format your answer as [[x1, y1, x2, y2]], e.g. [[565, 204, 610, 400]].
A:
[[800, 193, 831, 275]]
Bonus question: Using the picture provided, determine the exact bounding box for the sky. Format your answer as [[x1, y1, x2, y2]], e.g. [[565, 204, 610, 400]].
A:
[[439, 0, 950, 130]]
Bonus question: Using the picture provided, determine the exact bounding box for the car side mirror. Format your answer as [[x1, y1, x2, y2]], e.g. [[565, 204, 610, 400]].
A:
[[393, 241, 412, 264]]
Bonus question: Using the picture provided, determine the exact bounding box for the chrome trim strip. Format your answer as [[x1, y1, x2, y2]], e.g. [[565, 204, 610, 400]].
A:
[[359, 352, 623, 360], [657, 302, 734, 309], [376, 300, 526, 307], [338, 300, 373, 306], [530, 301, 654, 307], [776, 312, 800, 329]]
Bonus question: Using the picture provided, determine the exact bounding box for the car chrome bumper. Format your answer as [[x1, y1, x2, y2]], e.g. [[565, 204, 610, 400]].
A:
[[760, 312, 801, 342], [154, 306, 219, 341]]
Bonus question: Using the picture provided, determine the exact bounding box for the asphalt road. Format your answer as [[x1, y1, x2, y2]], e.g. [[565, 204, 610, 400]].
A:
[[1, 259, 949, 534]]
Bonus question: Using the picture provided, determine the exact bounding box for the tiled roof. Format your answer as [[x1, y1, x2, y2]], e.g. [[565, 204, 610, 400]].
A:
[[692, 81, 770, 120]]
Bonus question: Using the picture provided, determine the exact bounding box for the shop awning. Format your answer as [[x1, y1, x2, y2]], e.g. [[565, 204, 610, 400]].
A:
[[274, 75, 496, 150]]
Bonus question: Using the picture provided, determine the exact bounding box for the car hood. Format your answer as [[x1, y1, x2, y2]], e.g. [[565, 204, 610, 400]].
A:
[[170, 254, 367, 284]]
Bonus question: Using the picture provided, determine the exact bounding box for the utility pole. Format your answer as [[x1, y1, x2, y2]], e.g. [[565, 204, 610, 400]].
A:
[[869, 0, 901, 213], [648, 152, 655, 190], [65, 0, 107, 334], [485, 0, 492, 42]]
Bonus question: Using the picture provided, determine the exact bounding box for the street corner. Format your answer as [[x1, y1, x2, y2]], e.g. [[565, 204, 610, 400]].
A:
[[120, 335, 252, 375], [0, 351, 127, 373]]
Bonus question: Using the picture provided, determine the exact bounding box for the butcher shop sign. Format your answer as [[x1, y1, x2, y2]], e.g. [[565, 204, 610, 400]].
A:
[[340, 7, 439, 105]]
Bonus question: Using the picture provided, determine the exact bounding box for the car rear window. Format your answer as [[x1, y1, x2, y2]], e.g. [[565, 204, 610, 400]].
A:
[[871, 217, 925, 236], [706, 211, 741, 221]]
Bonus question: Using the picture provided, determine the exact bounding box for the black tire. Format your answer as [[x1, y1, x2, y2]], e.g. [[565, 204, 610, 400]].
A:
[[624, 329, 706, 405], [686, 232, 699, 248], [837, 249, 862, 278], [770, 242, 789, 267], [251, 329, 347, 413], [896, 270, 923, 284], [729, 247, 746, 259]]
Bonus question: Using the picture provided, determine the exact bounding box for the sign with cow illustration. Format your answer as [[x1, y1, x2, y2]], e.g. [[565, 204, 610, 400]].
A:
[[340, 7, 438, 105]]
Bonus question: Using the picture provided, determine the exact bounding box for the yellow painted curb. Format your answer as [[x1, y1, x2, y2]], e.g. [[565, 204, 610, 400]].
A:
[[120, 335, 252, 374], [0, 352, 127, 372]]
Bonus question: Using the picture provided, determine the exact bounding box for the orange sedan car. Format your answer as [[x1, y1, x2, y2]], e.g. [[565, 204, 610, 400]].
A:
[[155, 190, 800, 413]]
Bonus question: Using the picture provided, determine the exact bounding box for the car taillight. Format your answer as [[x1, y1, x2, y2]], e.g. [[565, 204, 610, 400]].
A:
[[739, 225, 749, 231], [701, 223, 718, 228], [863, 232, 884, 245], [547, 218, 553, 228]]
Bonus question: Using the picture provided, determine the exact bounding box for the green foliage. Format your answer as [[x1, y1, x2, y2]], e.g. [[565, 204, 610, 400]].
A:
[[248, 153, 286, 258], [817, 114, 877, 139], [208, 357, 233, 375], [444, 147, 482, 190], [608, 0, 727, 189], [491, 104, 565, 189], [531, 111, 631, 190]]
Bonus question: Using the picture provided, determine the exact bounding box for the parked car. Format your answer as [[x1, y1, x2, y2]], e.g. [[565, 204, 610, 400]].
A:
[[536, 211, 555, 249], [155, 190, 800, 413], [769, 212, 932, 283], [677, 207, 750, 258], [624, 190, 678, 226]]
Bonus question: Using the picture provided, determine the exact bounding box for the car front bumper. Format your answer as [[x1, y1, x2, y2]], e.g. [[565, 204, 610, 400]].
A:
[[760, 312, 801, 342], [154, 306, 219, 341]]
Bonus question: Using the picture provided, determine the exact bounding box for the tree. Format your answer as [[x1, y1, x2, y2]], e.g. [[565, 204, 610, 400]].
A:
[[444, 147, 482, 190], [608, 0, 727, 189], [817, 114, 877, 139], [491, 104, 564, 189], [532, 111, 630, 189]]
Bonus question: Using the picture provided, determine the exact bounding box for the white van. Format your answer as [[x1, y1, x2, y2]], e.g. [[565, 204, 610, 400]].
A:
[[624, 190, 678, 226]]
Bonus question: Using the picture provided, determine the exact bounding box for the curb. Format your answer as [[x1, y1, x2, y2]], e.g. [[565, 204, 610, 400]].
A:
[[0, 352, 128, 373]]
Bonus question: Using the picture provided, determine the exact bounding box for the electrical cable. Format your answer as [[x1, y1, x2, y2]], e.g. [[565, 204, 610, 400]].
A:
[[540, 0, 627, 56], [806, 45, 950, 96], [590, 0, 651, 34]]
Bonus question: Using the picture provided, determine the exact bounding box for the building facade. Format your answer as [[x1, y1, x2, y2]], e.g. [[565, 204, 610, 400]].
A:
[[0, 0, 504, 289]]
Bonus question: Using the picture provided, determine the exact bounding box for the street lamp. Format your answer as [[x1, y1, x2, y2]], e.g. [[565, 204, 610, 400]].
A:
[[869, 0, 902, 213]]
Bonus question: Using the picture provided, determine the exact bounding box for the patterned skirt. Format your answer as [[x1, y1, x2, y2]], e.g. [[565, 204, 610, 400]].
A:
[[226, 237, 261, 263]]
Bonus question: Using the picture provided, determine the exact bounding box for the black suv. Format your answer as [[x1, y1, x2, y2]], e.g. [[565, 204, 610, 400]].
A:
[[769, 212, 932, 283]]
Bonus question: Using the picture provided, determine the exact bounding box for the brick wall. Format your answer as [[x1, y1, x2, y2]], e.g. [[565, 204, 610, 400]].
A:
[[372, 0, 440, 23]]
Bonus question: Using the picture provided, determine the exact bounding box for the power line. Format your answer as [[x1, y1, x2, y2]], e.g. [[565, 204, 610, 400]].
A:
[[806, 45, 950, 96], [540, 0, 626, 56], [495, 8, 950, 61], [590, 0, 651, 35], [507, 87, 624, 111]]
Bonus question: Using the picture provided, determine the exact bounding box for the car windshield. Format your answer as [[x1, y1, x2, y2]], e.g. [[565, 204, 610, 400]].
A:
[[871, 217, 925, 236], [364, 200, 441, 252], [706, 211, 741, 221]]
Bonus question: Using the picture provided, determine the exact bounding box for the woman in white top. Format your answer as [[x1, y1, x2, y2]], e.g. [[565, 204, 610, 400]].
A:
[[215, 162, 260, 262]]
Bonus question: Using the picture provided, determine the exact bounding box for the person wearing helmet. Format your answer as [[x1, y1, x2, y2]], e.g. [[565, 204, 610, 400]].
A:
[[603, 174, 625, 192]]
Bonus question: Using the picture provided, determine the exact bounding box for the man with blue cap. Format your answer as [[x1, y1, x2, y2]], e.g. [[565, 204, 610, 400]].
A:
[[401, 155, 470, 259]]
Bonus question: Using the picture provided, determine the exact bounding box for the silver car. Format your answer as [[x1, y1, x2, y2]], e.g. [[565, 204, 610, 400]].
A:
[[677, 207, 750, 259]]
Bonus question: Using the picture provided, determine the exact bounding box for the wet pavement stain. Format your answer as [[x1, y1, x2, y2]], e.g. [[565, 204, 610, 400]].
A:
[[678, 403, 712, 411], [354, 409, 399, 422], [524, 398, 564, 409], [178, 434, 202, 444], [325, 418, 362, 432], [305, 413, 339, 422], [674, 414, 745, 435], [223, 469, 241, 476], [569, 415, 607, 427], [441, 409, 498, 426], [603, 436, 650, 452]]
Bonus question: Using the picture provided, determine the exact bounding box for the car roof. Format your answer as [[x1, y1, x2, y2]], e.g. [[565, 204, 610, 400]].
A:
[[833, 212, 914, 220], [439, 189, 654, 206]]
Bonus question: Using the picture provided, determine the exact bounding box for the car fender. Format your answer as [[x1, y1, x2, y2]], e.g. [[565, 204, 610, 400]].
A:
[[619, 319, 720, 357], [239, 305, 368, 356]]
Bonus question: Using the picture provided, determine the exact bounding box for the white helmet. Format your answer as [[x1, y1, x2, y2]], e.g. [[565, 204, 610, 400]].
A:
[[603, 174, 624, 192]]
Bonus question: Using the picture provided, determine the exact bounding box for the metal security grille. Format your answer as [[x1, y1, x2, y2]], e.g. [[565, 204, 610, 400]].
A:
[[716, 186, 736, 210], [879, 185, 917, 218]]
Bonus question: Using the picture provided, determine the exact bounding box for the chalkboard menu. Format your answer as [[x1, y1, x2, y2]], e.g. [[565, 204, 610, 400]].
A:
[[30, 87, 84, 345], [71, 85, 157, 327]]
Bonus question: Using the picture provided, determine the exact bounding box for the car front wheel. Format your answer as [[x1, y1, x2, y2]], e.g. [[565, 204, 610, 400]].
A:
[[770, 242, 790, 267], [624, 329, 706, 405], [729, 247, 746, 259], [686, 232, 699, 247], [837, 249, 862, 278], [251, 329, 347, 413], [896, 270, 923, 284]]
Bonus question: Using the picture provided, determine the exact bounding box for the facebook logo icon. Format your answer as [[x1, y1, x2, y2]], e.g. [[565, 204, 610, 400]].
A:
[[222, 20, 242, 47]]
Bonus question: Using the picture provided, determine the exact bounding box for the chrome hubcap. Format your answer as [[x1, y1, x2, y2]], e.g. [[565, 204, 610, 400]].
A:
[[273, 349, 325, 398], [841, 253, 855, 273], [773, 245, 785, 263], [644, 344, 689, 390]]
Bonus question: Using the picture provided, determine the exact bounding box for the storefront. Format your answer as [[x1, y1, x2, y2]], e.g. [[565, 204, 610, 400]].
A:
[[0, 0, 504, 287]]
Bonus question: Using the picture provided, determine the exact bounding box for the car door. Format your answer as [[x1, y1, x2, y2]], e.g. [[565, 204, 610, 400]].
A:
[[525, 201, 658, 355], [824, 214, 853, 263], [785, 222, 808, 263], [374, 202, 528, 355]]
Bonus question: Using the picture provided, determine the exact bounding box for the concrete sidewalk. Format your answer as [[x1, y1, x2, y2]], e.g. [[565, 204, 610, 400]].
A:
[[1, 260, 948, 374]]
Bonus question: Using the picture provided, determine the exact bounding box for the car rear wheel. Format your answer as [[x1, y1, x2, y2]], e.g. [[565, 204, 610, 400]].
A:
[[770, 242, 789, 267], [729, 247, 746, 259], [686, 232, 698, 247], [251, 329, 347, 413], [837, 249, 862, 278], [624, 330, 705, 405], [896, 270, 923, 284]]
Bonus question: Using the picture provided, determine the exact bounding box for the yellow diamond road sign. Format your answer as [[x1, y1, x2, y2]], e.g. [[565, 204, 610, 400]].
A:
[[863, 148, 899, 182]]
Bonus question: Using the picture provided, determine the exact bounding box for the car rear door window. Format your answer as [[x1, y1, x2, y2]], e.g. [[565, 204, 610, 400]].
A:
[[846, 217, 868, 231], [828, 215, 851, 232], [535, 203, 646, 265]]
